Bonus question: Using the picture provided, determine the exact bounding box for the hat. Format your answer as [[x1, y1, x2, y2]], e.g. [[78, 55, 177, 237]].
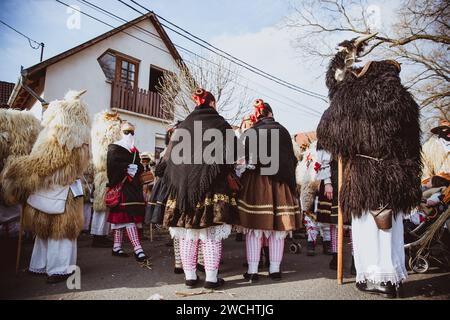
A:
[[140, 152, 151, 160], [431, 119, 450, 134]]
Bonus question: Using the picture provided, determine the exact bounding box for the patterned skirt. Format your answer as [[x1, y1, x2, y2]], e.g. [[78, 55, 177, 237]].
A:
[[237, 170, 302, 231]]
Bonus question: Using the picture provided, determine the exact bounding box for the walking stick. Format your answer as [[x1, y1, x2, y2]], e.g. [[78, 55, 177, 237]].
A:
[[337, 158, 344, 284], [15, 204, 25, 276], [150, 223, 153, 242]]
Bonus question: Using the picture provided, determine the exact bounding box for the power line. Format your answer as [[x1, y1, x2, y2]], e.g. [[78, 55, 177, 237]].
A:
[[70, 0, 322, 117], [0, 19, 43, 49], [122, 0, 328, 103]]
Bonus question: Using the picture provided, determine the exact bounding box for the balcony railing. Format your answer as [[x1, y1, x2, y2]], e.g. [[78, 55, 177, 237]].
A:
[[111, 81, 169, 120]]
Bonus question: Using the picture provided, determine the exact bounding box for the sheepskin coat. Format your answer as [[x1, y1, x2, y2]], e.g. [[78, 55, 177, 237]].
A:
[[317, 53, 422, 219], [296, 141, 320, 215], [422, 136, 450, 180], [1, 90, 91, 239], [91, 111, 122, 212]]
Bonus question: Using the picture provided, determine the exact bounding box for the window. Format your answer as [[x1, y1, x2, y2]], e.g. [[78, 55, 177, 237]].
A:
[[98, 52, 116, 80], [149, 66, 166, 93], [98, 49, 140, 88]]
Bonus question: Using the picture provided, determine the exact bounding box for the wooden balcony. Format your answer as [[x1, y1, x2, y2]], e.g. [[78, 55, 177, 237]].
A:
[[111, 81, 170, 120]]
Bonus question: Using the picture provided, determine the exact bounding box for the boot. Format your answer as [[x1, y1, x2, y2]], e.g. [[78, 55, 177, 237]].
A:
[[329, 253, 337, 270], [306, 241, 315, 256], [92, 235, 113, 248], [322, 241, 332, 255], [356, 281, 397, 299]]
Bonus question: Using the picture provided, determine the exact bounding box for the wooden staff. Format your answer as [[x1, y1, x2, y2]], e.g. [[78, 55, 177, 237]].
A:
[[15, 204, 25, 276], [337, 158, 344, 284]]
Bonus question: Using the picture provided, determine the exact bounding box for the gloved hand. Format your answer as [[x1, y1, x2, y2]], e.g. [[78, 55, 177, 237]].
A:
[[127, 164, 138, 177]]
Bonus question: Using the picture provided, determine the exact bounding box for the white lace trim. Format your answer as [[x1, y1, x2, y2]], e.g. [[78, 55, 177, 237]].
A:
[[239, 227, 290, 240], [29, 267, 46, 274], [356, 268, 408, 285], [169, 224, 232, 241]]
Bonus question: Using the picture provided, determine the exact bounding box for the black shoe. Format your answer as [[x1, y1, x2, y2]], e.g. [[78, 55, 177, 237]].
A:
[[197, 263, 205, 273], [350, 256, 356, 275], [46, 273, 73, 284], [112, 248, 129, 257], [134, 251, 148, 262], [243, 272, 259, 282], [92, 235, 113, 248], [174, 267, 184, 274], [357, 281, 397, 299], [322, 241, 332, 255], [185, 277, 200, 289], [307, 241, 316, 256], [329, 253, 337, 270], [204, 278, 225, 289], [269, 272, 282, 281]]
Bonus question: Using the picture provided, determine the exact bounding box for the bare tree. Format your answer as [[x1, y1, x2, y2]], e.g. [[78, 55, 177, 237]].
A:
[[285, 0, 449, 131], [157, 55, 252, 126]]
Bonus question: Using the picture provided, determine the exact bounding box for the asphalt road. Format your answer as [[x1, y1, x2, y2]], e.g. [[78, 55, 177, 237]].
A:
[[1, 231, 449, 300]]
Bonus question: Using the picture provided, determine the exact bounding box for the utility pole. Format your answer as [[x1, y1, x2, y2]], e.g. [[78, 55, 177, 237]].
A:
[[40, 42, 45, 62]]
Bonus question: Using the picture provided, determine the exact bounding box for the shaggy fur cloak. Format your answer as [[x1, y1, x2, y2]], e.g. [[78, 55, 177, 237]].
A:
[[317, 49, 422, 219], [90, 111, 122, 212], [1, 90, 91, 239], [0, 109, 41, 174], [421, 136, 450, 180]]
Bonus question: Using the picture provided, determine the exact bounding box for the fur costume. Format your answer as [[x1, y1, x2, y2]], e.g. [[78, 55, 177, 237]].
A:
[[0, 109, 41, 175], [316, 38, 422, 219], [296, 141, 320, 214], [91, 111, 122, 212], [422, 136, 450, 180], [292, 137, 302, 161], [1, 90, 91, 239]]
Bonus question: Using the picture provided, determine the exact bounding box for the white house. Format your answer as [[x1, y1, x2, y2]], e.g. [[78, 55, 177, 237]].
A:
[[7, 13, 183, 157]]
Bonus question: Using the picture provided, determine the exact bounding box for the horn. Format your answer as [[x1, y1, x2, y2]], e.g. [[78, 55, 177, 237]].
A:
[[354, 32, 378, 47], [74, 89, 87, 98]]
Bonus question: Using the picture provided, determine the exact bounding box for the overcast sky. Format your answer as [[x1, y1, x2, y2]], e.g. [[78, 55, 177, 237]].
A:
[[0, 0, 401, 133]]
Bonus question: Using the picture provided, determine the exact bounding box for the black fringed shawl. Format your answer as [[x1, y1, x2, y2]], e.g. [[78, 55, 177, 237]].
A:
[[247, 117, 298, 193], [160, 105, 234, 212], [317, 59, 422, 218]]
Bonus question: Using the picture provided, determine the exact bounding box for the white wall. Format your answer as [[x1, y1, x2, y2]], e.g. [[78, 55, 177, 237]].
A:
[[41, 19, 178, 153]]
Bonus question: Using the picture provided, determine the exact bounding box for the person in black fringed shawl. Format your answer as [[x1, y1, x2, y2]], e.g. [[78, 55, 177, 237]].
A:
[[107, 121, 148, 263], [237, 99, 302, 282], [160, 89, 239, 289]]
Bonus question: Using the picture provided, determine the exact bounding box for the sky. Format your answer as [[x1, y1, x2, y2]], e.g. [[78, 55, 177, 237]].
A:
[[0, 0, 401, 133]]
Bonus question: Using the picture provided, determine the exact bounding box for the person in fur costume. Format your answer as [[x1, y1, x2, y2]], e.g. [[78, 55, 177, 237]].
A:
[[1, 90, 90, 283], [238, 99, 301, 282], [295, 140, 332, 256], [107, 121, 148, 263], [422, 120, 450, 180], [90, 110, 122, 247], [0, 109, 42, 223], [316, 33, 422, 298]]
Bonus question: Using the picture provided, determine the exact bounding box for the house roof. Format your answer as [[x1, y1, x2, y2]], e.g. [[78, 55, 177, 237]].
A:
[[8, 12, 183, 109], [0, 81, 15, 108]]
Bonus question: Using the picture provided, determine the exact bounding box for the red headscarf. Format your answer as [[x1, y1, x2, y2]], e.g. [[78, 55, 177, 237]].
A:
[[251, 98, 267, 122]]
